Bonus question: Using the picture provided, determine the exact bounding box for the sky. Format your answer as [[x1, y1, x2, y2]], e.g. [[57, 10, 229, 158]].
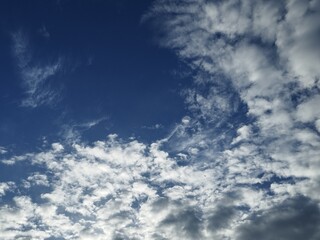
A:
[[0, 0, 320, 239]]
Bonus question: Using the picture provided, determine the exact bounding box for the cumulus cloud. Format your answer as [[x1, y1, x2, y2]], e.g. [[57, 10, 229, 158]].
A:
[[0, 182, 15, 197], [12, 30, 62, 108], [0, 136, 230, 239]]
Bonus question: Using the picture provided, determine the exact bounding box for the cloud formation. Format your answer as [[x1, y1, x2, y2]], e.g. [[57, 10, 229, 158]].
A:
[[12, 30, 62, 108], [0, 136, 224, 239], [144, 0, 320, 238]]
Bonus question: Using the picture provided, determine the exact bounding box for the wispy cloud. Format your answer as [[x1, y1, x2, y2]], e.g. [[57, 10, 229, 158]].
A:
[[0, 146, 7, 154], [59, 116, 109, 143], [38, 25, 50, 38], [142, 123, 163, 130], [12, 30, 62, 108]]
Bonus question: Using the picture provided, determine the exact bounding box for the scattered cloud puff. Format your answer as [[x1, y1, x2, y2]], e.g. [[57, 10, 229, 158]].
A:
[[0, 182, 15, 197], [12, 30, 62, 108]]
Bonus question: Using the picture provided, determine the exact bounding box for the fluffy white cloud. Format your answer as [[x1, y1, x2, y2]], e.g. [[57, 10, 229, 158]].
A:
[[0, 136, 223, 239], [0, 182, 15, 197], [296, 95, 320, 123], [0, 132, 285, 239], [276, 0, 320, 87]]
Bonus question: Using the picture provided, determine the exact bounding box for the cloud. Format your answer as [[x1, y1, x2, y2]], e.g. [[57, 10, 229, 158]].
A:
[[0, 146, 7, 154], [38, 25, 50, 38], [296, 95, 320, 123], [59, 117, 109, 143], [160, 208, 203, 239], [0, 136, 221, 239], [276, 0, 320, 87], [142, 123, 163, 130], [207, 205, 237, 231], [144, 0, 320, 238], [0, 182, 15, 197], [0, 134, 267, 239], [0, 129, 318, 239], [12, 30, 62, 108], [146, 0, 320, 178], [236, 196, 320, 240]]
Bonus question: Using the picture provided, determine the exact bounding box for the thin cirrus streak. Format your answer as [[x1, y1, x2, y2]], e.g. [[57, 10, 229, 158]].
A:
[[12, 30, 62, 108]]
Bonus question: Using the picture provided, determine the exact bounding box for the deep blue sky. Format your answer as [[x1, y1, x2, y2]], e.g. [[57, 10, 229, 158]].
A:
[[0, 0, 189, 152]]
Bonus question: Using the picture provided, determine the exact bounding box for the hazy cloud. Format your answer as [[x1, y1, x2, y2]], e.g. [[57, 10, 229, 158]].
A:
[[12, 30, 62, 108]]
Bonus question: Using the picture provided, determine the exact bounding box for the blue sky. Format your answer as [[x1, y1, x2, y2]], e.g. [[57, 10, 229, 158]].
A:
[[0, 0, 187, 150], [1, 0, 320, 239]]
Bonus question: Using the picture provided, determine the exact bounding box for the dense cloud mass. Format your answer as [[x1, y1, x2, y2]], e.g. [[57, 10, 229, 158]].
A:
[[237, 196, 320, 240], [1, 0, 320, 239]]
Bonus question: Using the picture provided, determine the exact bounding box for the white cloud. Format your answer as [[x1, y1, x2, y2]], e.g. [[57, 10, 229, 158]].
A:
[[26, 173, 50, 187], [232, 125, 252, 144], [276, 0, 320, 87], [144, 0, 320, 238], [0, 146, 7, 154], [0, 133, 273, 239], [0, 182, 15, 197], [296, 94, 320, 123], [51, 142, 64, 152]]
